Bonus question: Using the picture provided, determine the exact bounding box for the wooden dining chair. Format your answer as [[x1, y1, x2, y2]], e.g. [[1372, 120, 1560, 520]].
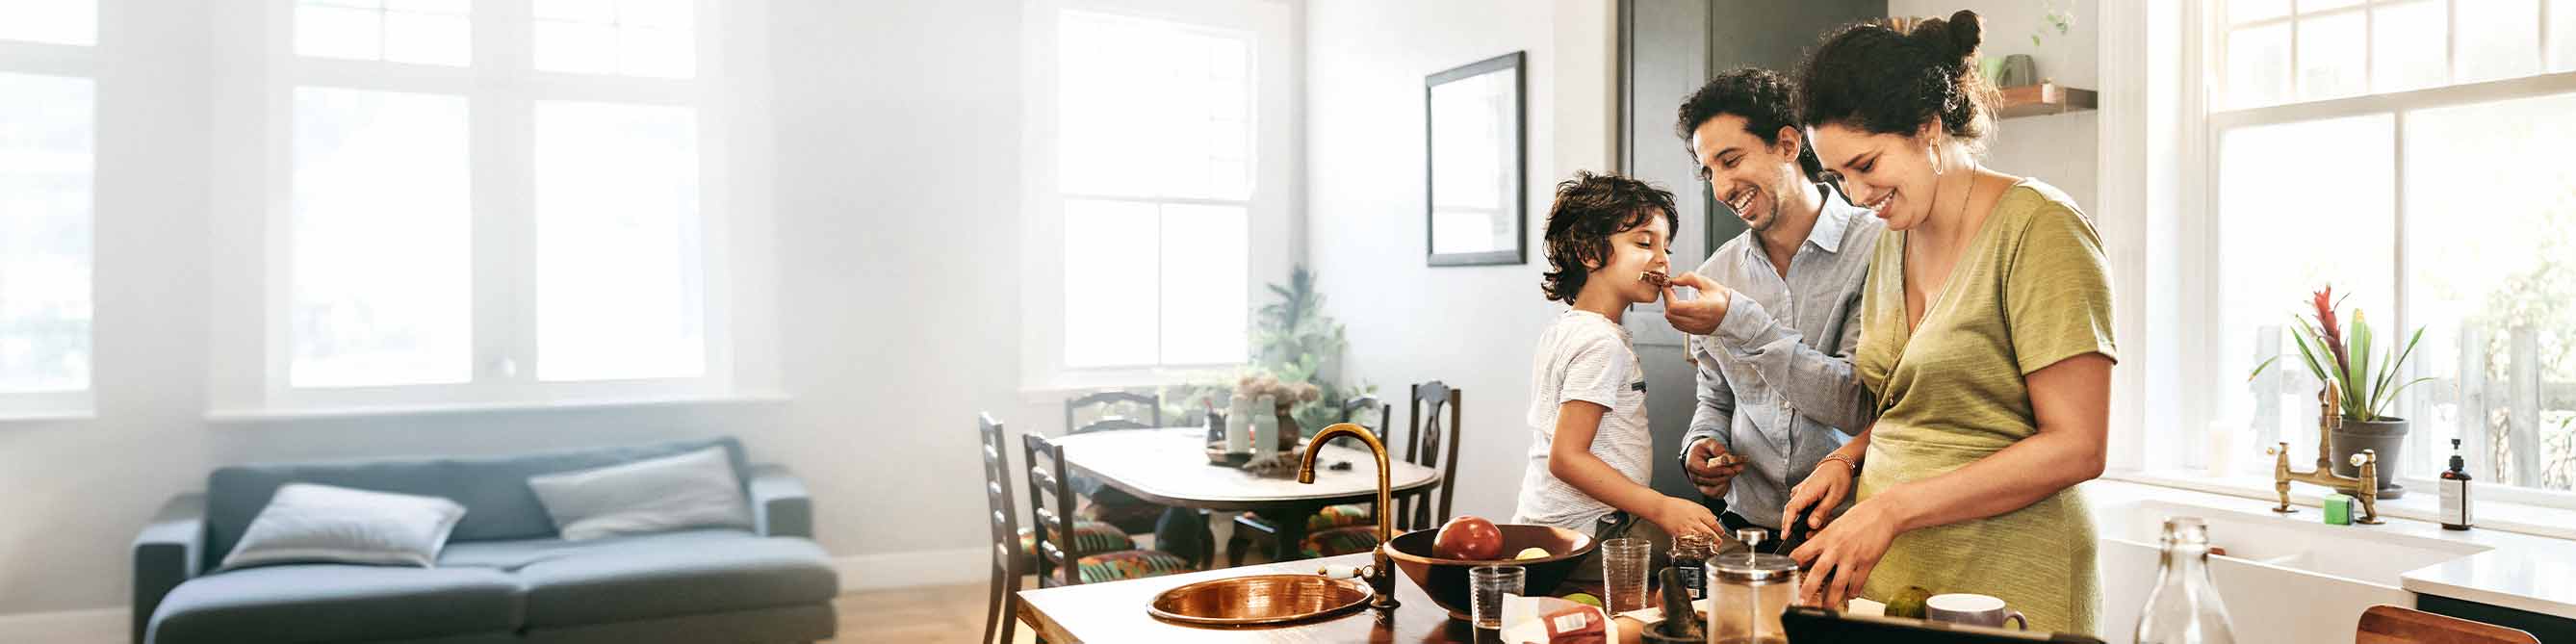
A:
[[977, 414, 1024, 644], [1398, 381, 1464, 531], [2357, 605, 2539, 644], [1022, 431, 1197, 587], [1064, 390, 1161, 434], [1224, 395, 1388, 564]]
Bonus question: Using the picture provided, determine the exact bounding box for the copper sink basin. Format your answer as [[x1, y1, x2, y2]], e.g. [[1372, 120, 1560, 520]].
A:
[[1145, 574, 1374, 628]]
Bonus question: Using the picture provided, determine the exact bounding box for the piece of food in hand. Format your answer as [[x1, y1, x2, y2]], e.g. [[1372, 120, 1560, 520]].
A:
[[1515, 547, 1551, 560], [1884, 585, 1935, 619], [1706, 452, 1741, 469], [1433, 515, 1506, 560], [1638, 270, 1670, 286]]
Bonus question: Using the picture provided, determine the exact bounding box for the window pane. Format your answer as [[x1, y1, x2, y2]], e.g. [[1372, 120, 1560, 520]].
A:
[[620, 0, 692, 29], [2227, 24, 2293, 109], [619, 25, 693, 78], [2404, 91, 2576, 490], [2372, 1, 2447, 93], [0, 73, 91, 393], [2551, 0, 2576, 72], [2229, 0, 2291, 23], [534, 20, 619, 75], [1063, 198, 1160, 368], [2296, 13, 2365, 100], [2297, 0, 2361, 13], [2456, 0, 2540, 84], [535, 0, 614, 22], [1057, 11, 1253, 200], [1157, 204, 1246, 365], [296, 5, 383, 62], [534, 101, 703, 381], [0, 0, 97, 45], [385, 0, 464, 14], [383, 13, 469, 66], [2217, 115, 2396, 463], [291, 88, 472, 388]]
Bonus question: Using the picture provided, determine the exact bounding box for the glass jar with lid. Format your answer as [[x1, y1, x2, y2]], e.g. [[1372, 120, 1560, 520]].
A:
[[1707, 528, 1797, 644]]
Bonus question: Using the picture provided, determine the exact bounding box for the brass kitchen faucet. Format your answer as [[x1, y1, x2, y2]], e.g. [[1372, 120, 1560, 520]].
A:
[[2268, 385, 2384, 525]]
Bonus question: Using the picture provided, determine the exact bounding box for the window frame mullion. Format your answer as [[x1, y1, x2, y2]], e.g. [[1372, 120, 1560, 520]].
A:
[[474, 0, 535, 394]]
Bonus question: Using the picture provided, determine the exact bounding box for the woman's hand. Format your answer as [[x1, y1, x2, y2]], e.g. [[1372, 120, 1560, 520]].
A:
[[1787, 494, 1904, 609], [1652, 496, 1723, 539], [1780, 456, 1855, 531]]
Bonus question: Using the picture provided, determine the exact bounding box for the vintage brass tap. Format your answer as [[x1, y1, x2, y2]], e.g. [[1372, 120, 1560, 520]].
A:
[[1299, 423, 1399, 612], [2268, 385, 2383, 525]]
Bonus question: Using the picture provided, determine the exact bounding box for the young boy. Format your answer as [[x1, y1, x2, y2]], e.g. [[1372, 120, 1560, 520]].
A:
[[1515, 171, 1722, 561]]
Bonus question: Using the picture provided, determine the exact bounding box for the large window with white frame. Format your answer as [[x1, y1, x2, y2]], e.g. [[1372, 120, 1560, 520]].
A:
[[1023, 0, 1293, 391], [0, 1, 97, 417], [2199, 0, 2576, 504], [239, 0, 735, 411]]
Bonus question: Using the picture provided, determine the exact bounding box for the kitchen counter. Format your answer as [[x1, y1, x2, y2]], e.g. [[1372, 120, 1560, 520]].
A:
[[1016, 553, 1483, 643], [2086, 476, 2576, 620]]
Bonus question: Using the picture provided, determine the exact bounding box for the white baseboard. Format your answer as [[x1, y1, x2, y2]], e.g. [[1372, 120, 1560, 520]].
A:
[[0, 606, 126, 644], [835, 546, 986, 593]]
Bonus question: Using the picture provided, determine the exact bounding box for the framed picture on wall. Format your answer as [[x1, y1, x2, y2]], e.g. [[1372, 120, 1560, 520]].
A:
[[1425, 51, 1525, 267]]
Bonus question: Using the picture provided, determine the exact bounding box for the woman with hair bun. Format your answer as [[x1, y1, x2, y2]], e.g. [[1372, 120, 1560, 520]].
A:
[[1773, 10, 2116, 634]]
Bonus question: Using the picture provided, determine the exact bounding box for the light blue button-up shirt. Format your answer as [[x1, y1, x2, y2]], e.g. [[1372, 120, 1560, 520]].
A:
[[1682, 182, 1882, 529]]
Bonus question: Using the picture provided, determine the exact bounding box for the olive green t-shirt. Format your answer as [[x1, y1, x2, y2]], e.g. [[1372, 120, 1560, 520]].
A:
[[1851, 179, 2118, 635]]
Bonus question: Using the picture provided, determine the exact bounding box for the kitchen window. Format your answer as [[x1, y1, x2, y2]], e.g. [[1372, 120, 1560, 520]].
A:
[[0, 1, 97, 418], [209, 0, 758, 414], [1021, 0, 1294, 392], [2193, 0, 2576, 505]]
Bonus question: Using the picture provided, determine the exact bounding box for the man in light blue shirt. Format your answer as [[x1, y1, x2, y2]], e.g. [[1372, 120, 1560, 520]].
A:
[[1660, 68, 1880, 546]]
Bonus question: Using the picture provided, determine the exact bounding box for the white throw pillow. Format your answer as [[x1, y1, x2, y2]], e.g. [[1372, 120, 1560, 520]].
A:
[[528, 445, 752, 541], [218, 483, 468, 572]]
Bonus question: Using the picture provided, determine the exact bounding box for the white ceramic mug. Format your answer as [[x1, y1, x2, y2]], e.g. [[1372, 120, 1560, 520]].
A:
[[1924, 593, 2028, 631]]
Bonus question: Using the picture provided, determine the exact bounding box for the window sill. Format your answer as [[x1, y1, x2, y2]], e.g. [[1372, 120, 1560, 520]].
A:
[[204, 392, 793, 425], [2103, 469, 2576, 542], [1019, 365, 1244, 404], [0, 410, 98, 425]]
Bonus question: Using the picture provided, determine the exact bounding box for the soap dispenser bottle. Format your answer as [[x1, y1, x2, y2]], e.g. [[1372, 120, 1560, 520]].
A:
[[2441, 438, 2473, 530]]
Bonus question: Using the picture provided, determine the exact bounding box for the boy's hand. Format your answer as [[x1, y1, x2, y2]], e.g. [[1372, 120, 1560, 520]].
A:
[[1684, 438, 1746, 499], [1653, 496, 1723, 539], [1662, 271, 1733, 335]]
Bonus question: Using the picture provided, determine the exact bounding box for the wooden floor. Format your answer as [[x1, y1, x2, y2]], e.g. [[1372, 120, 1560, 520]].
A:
[[832, 580, 1036, 644]]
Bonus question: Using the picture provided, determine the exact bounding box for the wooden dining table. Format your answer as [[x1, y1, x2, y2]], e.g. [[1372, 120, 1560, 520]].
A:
[[1052, 426, 1443, 561]]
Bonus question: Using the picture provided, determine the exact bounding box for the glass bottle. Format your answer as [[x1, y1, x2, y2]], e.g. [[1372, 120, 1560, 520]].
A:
[[1671, 532, 1712, 600], [2134, 517, 2236, 644], [2440, 438, 2474, 530]]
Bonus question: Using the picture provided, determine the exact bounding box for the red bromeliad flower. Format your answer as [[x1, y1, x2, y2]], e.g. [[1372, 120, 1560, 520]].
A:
[[2311, 285, 2351, 374]]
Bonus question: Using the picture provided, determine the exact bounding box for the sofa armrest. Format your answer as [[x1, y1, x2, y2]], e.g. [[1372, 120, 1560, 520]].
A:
[[748, 463, 813, 539], [133, 493, 206, 644]]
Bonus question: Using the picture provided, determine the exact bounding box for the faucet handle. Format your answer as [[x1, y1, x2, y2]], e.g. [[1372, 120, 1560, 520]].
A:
[[2349, 450, 2376, 467]]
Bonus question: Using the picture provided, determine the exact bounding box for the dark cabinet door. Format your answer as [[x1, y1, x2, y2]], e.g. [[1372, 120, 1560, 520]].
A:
[[1618, 0, 1884, 501]]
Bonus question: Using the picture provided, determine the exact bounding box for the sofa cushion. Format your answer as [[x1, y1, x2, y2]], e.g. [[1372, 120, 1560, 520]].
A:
[[146, 565, 523, 644], [205, 437, 749, 571], [219, 483, 468, 572], [437, 528, 837, 628], [528, 446, 753, 540]]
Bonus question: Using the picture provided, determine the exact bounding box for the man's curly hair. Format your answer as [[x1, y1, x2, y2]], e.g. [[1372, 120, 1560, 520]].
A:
[[1539, 171, 1678, 304], [1675, 67, 1823, 181]]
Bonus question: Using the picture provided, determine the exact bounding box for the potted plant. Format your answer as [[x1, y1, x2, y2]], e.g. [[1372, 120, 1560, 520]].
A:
[[2253, 285, 2432, 497], [1166, 266, 1374, 440]]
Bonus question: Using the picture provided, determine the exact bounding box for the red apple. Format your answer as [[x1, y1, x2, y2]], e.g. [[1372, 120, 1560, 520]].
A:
[[1433, 515, 1506, 560]]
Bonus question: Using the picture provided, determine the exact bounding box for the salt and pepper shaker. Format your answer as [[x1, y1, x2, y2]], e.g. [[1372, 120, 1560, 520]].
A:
[[1250, 395, 1278, 458], [1224, 394, 1251, 453]]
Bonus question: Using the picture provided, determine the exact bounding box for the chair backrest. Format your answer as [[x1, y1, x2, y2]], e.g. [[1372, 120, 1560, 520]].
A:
[[2357, 605, 2539, 644], [1404, 381, 1463, 531], [1340, 395, 1391, 433], [1021, 432, 1084, 588], [976, 414, 1021, 644], [1065, 391, 1161, 434]]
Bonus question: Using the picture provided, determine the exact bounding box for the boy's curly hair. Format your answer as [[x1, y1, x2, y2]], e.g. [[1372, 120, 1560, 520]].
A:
[[1539, 171, 1678, 303]]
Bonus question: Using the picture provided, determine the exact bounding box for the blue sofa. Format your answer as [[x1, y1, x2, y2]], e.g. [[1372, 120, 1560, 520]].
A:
[[130, 437, 837, 644]]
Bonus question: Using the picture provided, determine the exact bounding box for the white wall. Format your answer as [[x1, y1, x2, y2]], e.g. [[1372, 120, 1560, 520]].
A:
[[0, 0, 1030, 625], [1890, 0, 2100, 211], [1302, 0, 1614, 525]]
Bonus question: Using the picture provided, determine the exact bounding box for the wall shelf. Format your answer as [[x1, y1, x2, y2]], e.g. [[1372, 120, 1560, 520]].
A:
[[1996, 81, 2098, 119]]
